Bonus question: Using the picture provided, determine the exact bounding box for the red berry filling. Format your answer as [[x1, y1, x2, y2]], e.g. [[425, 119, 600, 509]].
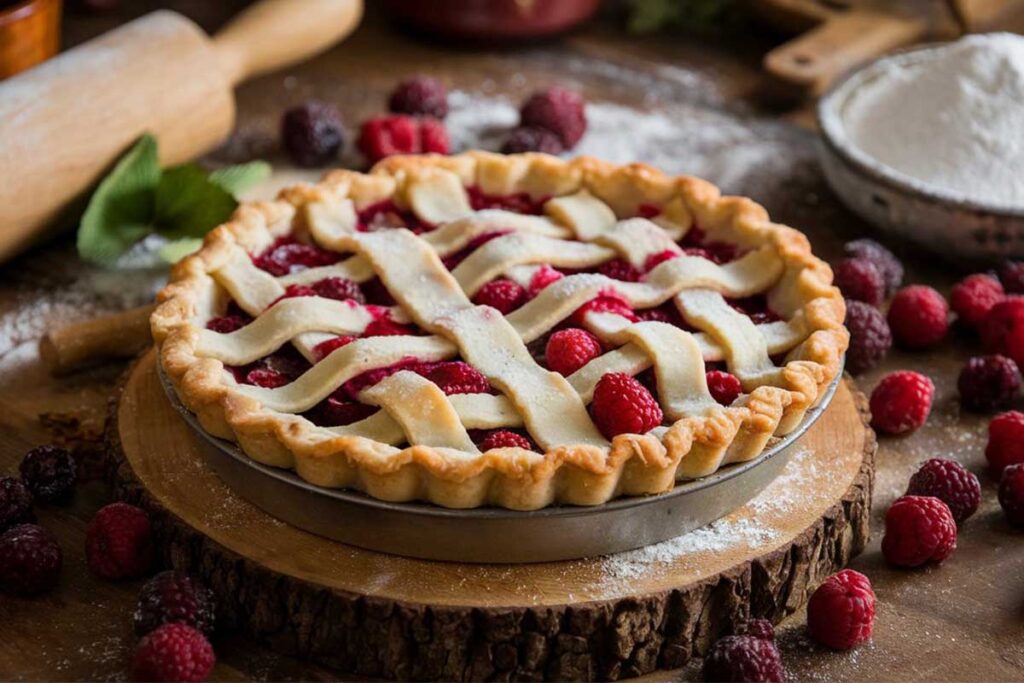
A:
[[357, 199, 432, 234], [253, 237, 340, 276], [546, 328, 603, 376], [473, 279, 527, 314], [466, 187, 548, 214]]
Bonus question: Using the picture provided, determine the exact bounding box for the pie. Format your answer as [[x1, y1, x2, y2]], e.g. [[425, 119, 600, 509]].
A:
[[153, 152, 847, 511]]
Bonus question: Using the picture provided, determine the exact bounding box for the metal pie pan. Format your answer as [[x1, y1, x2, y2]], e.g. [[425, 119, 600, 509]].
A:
[[160, 367, 840, 563]]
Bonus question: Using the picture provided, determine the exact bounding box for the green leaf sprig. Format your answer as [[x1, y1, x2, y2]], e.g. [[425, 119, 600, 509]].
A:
[[77, 134, 271, 266]]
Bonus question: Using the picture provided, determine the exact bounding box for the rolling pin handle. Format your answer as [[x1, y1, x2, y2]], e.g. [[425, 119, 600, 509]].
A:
[[40, 304, 155, 375]]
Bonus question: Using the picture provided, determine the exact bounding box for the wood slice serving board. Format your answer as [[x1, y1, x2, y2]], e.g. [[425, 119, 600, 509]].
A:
[[107, 351, 875, 681]]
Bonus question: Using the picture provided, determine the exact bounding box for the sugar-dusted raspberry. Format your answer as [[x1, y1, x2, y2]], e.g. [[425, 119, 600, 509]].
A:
[[205, 314, 249, 333], [527, 265, 564, 296], [980, 296, 1024, 368], [887, 285, 949, 349], [870, 371, 934, 435], [0, 524, 62, 596], [998, 260, 1024, 294], [281, 101, 344, 168], [312, 276, 365, 304], [307, 395, 378, 427], [520, 86, 587, 148], [388, 75, 448, 119], [906, 458, 981, 524], [135, 571, 216, 637], [591, 372, 663, 438], [957, 354, 1021, 412], [254, 239, 339, 277], [844, 301, 892, 375], [734, 619, 774, 641], [806, 569, 875, 650], [419, 118, 450, 155], [707, 371, 743, 406], [597, 258, 642, 283], [834, 257, 885, 306], [86, 502, 154, 580], [844, 238, 903, 295], [131, 623, 215, 683], [643, 249, 679, 272], [882, 495, 957, 567], [0, 477, 34, 531], [701, 634, 785, 683], [501, 126, 565, 155], [546, 328, 603, 376], [998, 463, 1024, 528], [985, 411, 1024, 473], [19, 445, 76, 503], [312, 335, 357, 361], [358, 115, 450, 163], [571, 294, 637, 327], [278, 283, 317, 300], [420, 361, 490, 395], [950, 274, 1004, 329], [478, 430, 535, 451], [244, 367, 290, 388], [473, 279, 527, 314]]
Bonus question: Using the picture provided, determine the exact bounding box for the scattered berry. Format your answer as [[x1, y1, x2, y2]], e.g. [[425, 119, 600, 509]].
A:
[[707, 371, 743, 406], [478, 430, 534, 451], [519, 86, 587, 148], [388, 75, 448, 119], [869, 371, 934, 435], [357, 115, 449, 163], [597, 258, 643, 282], [844, 301, 892, 375], [131, 623, 215, 683], [997, 260, 1024, 294], [545, 328, 603, 376], [420, 361, 490, 395], [501, 126, 565, 154], [985, 411, 1024, 474], [0, 524, 61, 595], [135, 571, 216, 637], [834, 257, 885, 306], [998, 463, 1024, 528], [0, 477, 34, 531], [419, 118, 450, 155], [312, 277, 365, 304], [844, 238, 903, 295], [19, 445, 76, 503], [887, 285, 949, 349], [591, 372, 663, 438], [957, 354, 1021, 412], [473, 279, 527, 314], [980, 296, 1024, 368], [906, 458, 981, 524], [734, 619, 774, 641], [806, 569, 875, 650], [950, 274, 1004, 329], [280, 101, 344, 168], [701, 634, 785, 683], [881, 495, 957, 567], [86, 503, 154, 580]]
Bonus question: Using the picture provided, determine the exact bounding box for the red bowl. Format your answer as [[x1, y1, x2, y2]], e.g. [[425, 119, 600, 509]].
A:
[[383, 0, 600, 41]]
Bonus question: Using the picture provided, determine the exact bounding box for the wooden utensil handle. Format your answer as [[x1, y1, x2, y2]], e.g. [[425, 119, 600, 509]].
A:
[[213, 0, 363, 85], [40, 304, 155, 374]]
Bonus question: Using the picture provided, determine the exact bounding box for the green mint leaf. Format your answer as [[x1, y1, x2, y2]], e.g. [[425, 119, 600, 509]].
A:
[[77, 134, 160, 266], [154, 163, 238, 240], [209, 161, 272, 197], [159, 237, 205, 264]]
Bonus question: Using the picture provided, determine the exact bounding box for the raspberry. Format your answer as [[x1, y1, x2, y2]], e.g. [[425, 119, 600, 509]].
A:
[[906, 458, 981, 524], [701, 635, 785, 683], [280, 101, 344, 168], [419, 361, 490, 395], [312, 335, 357, 361], [0, 524, 62, 596], [834, 258, 885, 306], [473, 279, 527, 314], [998, 260, 1024, 294], [980, 296, 1024, 368], [135, 571, 216, 637], [950, 274, 1004, 329], [591, 372, 663, 438], [0, 477, 34, 531], [501, 126, 565, 154], [985, 411, 1024, 474], [527, 265, 564, 295], [806, 569, 875, 650], [519, 86, 587, 148], [244, 367, 290, 388], [887, 285, 949, 349], [844, 238, 903, 295], [571, 294, 637, 327], [205, 315, 248, 333], [254, 239, 339, 276], [707, 370, 743, 405], [545, 328, 603, 376], [844, 301, 892, 374], [365, 317, 417, 337], [478, 430, 535, 451], [734, 619, 774, 641], [131, 623, 215, 683], [882, 495, 957, 567], [312, 277, 365, 304], [358, 115, 450, 163], [419, 118, 450, 155], [597, 258, 642, 282], [957, 354, 1021, 412], [19, 445, 76, 503], [307, 396, 377, 427], [388, 75, 449, 119], [643, 249, 679, 272], [278, 283, 317, 300], [998, 463, 1024, 528], [869, 371, 934, 435], [86, 502, 154, 579]]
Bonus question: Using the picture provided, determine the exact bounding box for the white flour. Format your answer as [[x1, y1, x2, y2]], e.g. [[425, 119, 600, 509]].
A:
[[842, 33, 1024, 209]]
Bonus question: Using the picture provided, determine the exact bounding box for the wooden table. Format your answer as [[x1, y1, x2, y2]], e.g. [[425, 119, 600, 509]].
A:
[[1, 3, 1023, 680]]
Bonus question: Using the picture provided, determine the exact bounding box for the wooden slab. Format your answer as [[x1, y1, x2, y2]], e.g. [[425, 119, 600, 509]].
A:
[[106, 351, 874, 680]]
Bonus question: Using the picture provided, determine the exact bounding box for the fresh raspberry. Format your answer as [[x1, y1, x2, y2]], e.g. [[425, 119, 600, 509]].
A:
[[844, 301, 892, 375], [307, 396, 378, 427], [388, 75, 448, 119], [980, 296, 1024, 368], [19, 445, 76, 503], [519, 86, 587, 148], [280, 101, 344, 168], [887, 285, 949, 349], [906, 458, 981, 524], [419, 118, 450, 155], [277, 283, 317, 300], [643, 249, 679, 272], [882, 495, 957, 567], [834, 257, 885, 306], [806, 569, 876, 650], [473, 279, 527, 314], [591, 372, 663, 438], [527, 265, 564, 296], [342, 359, 420, 399], [501, 126, 565, 155], [734, 619, 774, 641], [131, 623, 215, 683], [419, 361, 490, 395], [134, 571, 216, 637], [545, 328, 603, 376], [950, 274, 1004, 329], [253, 239, 339, 277], [478, 430, 534, 451], [312, 276, 365, 304], [0, 477, 34, 531], [869, 371, 934, 435], [998, 463, 1024, 528], [358, 115, 450, 163], [312, 335, 357, 361], [957, 354, 1021, 412], [701, 635, 785, 683], [985, 411, 1024, 473], [244, 367, 290, 388], [205, 315, 249, 333], [997, 260, 1024, 294], [844, 238, 903, 295], [707, 370, 743, 406], [86, 502, 154, 580], [597, 258, 642, 282], [363, 318, 415, 337], [0, 524, 62, 596], [571, 294, 637, 327]]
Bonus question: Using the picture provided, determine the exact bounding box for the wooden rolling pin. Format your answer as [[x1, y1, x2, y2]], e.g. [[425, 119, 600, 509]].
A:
[[40, 305, 155, 374], [0, 0, 363, 263]]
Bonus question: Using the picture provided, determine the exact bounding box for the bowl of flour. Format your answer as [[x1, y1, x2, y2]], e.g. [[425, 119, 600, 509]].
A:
[[818, 33, 1024, 261]]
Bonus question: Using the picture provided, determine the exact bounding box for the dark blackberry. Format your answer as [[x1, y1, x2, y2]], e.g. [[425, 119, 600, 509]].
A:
[[0, 477, 34, 531], [844, 301, 892, 374], [906, 458, 981, 524], [19, 445, 76, 503], [281, 101, 344, 168], [998, 260, 1024, 294], [702, 634, 785, 682], [388, 76, 449, 119], [0, 524, 62, 596], [134, 571, 216, 637], [957, 354, 1021, 412], [843, 238, 903, 295], [501, 126, 565, 155], [834, 257, 885, 306]]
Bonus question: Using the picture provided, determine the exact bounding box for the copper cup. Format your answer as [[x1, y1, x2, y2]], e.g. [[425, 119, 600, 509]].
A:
[[0, 0, 62, 79]]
